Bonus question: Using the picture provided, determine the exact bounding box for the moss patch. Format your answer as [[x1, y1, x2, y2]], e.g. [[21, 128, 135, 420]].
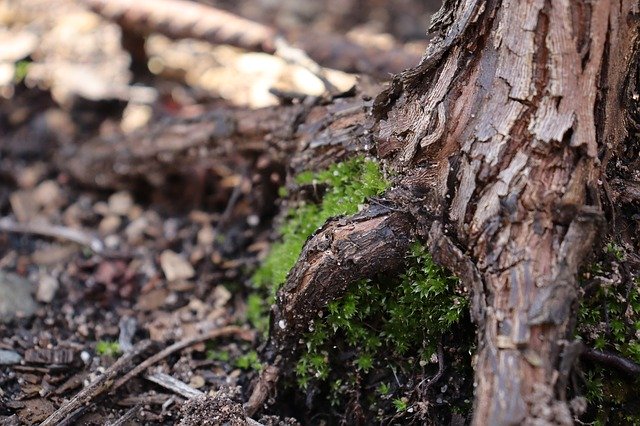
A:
[[252, 156, 390, 296], [294, 242, 470, 420], [577, 245, 640, 425], [250, 156, 473, 421]]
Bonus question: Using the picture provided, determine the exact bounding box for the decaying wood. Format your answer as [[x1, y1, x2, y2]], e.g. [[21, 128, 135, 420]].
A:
[[83, 0, 421, 79], [58, 95, 378, 190]]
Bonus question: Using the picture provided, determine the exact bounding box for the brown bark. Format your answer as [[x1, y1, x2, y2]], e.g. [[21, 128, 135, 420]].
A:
[[374, 0, 639, 423]]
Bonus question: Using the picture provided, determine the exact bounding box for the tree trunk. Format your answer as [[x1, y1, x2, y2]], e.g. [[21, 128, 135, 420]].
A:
[[249, 0, 640, 423]]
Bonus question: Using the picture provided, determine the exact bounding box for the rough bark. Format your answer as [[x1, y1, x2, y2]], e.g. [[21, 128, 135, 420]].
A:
[[373, 0, 639, 423]]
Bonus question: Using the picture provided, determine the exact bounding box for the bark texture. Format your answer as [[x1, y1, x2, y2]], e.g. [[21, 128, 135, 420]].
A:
[[374, 0, 639, 423]]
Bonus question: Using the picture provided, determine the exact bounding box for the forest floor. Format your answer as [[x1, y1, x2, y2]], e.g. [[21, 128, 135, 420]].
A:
[[1, 0, 639, 425], [0, 0, 441, 424]]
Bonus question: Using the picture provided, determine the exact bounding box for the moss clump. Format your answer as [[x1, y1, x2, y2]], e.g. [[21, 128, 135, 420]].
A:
[[295, 242, 469, 419], [577, 248, 640, 425], [96, 340, 121, 357], [252, 157, 389, 295], [249, 156, 389, 331], [250, 156, 472, 420]]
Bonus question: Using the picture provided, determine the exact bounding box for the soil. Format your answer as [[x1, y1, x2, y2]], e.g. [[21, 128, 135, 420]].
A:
[[0, 0, 442, 424]]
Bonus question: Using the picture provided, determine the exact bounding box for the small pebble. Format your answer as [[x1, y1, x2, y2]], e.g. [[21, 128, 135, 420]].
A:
[[98, 214, 121, 235], [36, 276, 59, 303], [0, 349, 22, 365], [108, 191, 133, 216]]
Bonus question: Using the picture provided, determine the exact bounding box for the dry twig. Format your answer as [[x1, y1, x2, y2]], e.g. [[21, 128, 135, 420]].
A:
[[0, 218, 104, 253], [145, 372, 204, 399], [83, 0, 420, 78], [40, 341, 152, 426], [112, 326, 254, 391]]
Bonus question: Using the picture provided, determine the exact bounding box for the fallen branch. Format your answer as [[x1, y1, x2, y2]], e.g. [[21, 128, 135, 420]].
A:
[[112, 326, 254, 391], [40, 341, 152, 426], [82, 0, 420, 78], [0, 217, 104, 253]]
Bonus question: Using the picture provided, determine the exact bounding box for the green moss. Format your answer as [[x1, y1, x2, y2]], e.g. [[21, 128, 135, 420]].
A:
[[206, 350, 230, 362], [235, 350, 263, 371], [295, 242, 467, 414], [96, 340, 121, 357], [577, 256, 640, 424], [249, 156, 471, 419], [249, 156, 389, 331]]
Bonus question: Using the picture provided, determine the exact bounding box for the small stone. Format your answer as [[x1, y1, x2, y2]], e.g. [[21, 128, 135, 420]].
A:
[[104, 234, 120, 249], [80, 351, 91, 364], [32, 180, 62, 209], [125, 216, 148, 243], [212, 285, 231, 308], [15, 163, 47, 189], [247, 214, 260, 227], [189, 375, 205, 389], [160, 250, 195, 282], [197, 225, 215, 247], [0, 349, 22, 365], [0, 272, 37, 323], [36, 275, 59, 303], [127, 204, 143, 220], [98, 214, 121, 235], [9, 190, 38, 223], [93, 201, 109, 216], [108, 191, 134, 216]]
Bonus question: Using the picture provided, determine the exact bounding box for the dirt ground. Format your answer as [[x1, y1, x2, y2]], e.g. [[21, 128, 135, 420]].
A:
[[0, 0, 441, 424]]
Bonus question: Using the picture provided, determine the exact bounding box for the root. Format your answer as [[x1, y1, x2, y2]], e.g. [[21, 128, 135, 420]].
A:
[[245, 204, 414, 415]]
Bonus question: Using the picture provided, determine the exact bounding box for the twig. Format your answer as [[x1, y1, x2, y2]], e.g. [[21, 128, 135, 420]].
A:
[[83, 0, 420, 78], [107, 405, 141, 426], [145, 372, 204, 399], [112, 326, 254, 391], [417, 341, 445, 392], [40, 341, 152, 426], [244, 364, 280, 417], [581, 347, 640, 376], [83, 0, 276, 53], [0, 217, 104, 253]]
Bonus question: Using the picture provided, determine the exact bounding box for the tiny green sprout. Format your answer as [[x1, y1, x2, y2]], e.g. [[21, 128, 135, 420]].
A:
[[393, 397, 409, 412], [14, 60, 30, 83], [235, 351, 262, 371], [604, 242, 625, 261], [246, 293, 269, 335], [356, 353, 374, 372], [96, 340, 121, 357], [206, 350, 230, 362], [377, 382, 391, 395]]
